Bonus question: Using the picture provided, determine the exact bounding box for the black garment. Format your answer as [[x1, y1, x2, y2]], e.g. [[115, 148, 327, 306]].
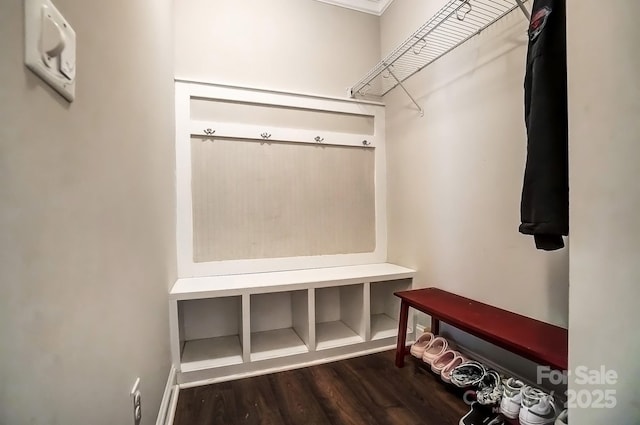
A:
[[519, 0, 568, 251]]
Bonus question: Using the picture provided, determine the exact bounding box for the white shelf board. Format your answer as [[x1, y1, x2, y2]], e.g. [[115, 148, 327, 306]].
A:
[[181, 335, 243, 372], [371, 313, 412, 340], [171, 263, 415, 300], [316, 320, 364, 351], [250, 328, 309, 362]]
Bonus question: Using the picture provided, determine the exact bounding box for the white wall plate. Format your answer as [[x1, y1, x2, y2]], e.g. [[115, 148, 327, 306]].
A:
[[24, 0, 76, 102]]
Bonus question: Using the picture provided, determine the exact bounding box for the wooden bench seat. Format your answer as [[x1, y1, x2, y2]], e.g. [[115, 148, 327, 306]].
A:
[[394, 288, 568, 371]]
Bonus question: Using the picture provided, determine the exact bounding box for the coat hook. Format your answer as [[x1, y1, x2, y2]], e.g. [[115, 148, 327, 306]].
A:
[[260, 132, 271, 139], [204, 128, 215, 136], [456, 1, 472, 21], [314, 136, 324, 143], [382, 64, 394, 79], [362, 140, 371, 146], [413, 38, 426, 55]]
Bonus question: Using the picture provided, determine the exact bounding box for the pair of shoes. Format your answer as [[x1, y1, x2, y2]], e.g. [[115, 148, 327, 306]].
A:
[[409, 332, 456, 365], [438, 351, 468, 384], [555, 409, 568, 425], [500, 381, 557, 425], [410, 331, 434, 358], [449, 361, 503, 406], [476, 370, 504, 406], [450, 360, 487, 388], [499, 377, 525, 418], [423, 336, 454, 364], [519, 386, 557, 425]]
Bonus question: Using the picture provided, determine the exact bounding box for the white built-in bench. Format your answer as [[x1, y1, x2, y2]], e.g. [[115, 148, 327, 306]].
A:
[[169, 263, 415, 385]]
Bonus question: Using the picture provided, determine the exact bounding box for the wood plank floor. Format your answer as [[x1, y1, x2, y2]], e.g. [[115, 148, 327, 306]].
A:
[[174, 351, 469, 425]]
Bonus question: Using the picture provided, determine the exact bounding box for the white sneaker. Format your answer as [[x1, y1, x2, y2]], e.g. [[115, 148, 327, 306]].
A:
[[519, 386, 557, 425], [555, 409, 568, 425], [499, 377, 524, 419]]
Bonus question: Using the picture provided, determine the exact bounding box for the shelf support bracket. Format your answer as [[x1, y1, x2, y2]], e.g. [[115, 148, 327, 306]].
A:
[[387, 68, 424, 117], [514, 0, 530, 21]]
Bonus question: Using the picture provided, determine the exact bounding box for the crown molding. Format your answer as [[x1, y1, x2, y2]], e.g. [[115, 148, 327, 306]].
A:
[[313, 0, 394, 16]]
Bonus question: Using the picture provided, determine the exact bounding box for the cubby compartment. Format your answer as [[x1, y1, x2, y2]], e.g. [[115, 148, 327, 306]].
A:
[[178, 296, 244, 372], [250, 290, 310, 361], [370, 279, 413, 340], [315, 284, 365, 350]]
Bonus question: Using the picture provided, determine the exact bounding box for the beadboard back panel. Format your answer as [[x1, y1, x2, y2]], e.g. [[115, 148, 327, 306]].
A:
[[191, 137, 375, 262]]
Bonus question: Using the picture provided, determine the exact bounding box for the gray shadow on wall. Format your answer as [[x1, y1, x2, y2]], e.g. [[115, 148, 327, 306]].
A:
[[546, 239, 570, 328]]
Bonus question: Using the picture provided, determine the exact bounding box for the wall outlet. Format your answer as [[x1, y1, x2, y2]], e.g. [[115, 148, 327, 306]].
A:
[[130, 378, 142, 425]]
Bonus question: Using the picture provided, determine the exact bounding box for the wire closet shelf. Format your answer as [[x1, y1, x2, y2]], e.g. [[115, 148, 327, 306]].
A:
[[349, 0, 529, 103]]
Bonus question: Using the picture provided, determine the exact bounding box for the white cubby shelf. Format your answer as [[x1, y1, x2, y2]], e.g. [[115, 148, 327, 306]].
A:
[[169, 263, 415, 385]]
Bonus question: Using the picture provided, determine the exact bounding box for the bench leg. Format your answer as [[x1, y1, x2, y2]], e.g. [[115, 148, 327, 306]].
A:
[[431, 316, 440, 335], [395, 300, 409, 368]]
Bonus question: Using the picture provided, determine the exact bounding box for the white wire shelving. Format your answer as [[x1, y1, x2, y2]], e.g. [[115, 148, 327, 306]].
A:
[[348, 0, 530, 115]]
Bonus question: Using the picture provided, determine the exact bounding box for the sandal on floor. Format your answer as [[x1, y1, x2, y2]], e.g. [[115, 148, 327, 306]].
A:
[[441, 353, 467, 384], [421, 336, 449, 365], [431, 349, 459, 375], [409, 331, 434, 359]]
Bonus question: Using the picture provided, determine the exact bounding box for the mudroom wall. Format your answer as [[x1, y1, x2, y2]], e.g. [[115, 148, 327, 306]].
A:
[[0, 1, 176, 425], [381, 0, 569, 377], [174, 0, 381, 98], [567, 1, 640, 422]]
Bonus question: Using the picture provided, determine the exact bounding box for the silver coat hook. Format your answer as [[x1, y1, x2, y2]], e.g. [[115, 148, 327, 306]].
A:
[[382, 64, 394, 79], [314, 136, 324, 143], [456, 1, 472, 21], [260, 132, 271, 139], [362, 140, 371, 146], [204, 128, 215, 136], [413, 38, 426, 55]]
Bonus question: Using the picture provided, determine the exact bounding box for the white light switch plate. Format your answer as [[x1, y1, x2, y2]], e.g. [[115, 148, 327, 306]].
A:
[[24, 0, 76, 102]]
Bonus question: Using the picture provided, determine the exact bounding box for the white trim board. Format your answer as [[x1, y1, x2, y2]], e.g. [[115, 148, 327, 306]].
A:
[[312, 0, 395, 16], [175, 81, 387, 277], [155, 366, 177, 425], [174, 78, 385, 107], [170, 263, 414, 300]]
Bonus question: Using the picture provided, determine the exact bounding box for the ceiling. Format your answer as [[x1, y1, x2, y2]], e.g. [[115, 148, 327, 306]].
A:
[[313, 0, 395, 15]]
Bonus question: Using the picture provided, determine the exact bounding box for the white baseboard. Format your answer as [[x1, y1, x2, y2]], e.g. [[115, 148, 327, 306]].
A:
[[156, 365, 178, 425]]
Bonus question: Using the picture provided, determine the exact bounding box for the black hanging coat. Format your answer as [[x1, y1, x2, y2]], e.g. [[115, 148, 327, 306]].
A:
[[519, 0, 568, 251]]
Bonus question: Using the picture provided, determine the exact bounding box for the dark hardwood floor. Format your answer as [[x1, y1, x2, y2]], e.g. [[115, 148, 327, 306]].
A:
[[174, 350, 469, 425]]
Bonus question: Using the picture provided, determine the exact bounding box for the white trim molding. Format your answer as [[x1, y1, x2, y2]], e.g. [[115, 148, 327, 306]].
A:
[[312, 0, 394, 15], [174, 81, 387, 277], [155, 366, 178, 425]]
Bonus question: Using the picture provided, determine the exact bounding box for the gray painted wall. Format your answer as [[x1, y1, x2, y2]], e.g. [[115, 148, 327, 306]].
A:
[[0, 1, 176, 424]]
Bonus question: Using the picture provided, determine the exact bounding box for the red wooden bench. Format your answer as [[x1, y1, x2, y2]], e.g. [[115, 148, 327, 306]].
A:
[[394, 288, 568, 371]]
